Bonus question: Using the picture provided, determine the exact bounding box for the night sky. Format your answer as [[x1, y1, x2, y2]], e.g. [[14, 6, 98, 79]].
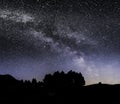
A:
[[0, 0, 120, 85]]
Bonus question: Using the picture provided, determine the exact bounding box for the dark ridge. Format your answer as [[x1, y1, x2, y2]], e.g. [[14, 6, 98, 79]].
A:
[[0, 71, 119, 104], [0, 74, 17, 81]]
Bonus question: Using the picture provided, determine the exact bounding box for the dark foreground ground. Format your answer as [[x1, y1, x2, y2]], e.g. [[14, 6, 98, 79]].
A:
[[0, 74, 120, 104], [1, 83, 120, 104]]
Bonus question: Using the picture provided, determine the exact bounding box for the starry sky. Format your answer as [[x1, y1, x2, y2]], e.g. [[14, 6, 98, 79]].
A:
[[0, 0, 120, 85]]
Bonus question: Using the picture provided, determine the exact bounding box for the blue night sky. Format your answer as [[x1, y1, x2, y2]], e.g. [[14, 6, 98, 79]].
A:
[[0, 0, 120, 85]]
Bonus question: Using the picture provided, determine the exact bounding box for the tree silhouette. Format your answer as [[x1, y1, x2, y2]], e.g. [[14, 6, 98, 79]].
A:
[[43, 70, 85, 90], [32, 78, 37, 84]]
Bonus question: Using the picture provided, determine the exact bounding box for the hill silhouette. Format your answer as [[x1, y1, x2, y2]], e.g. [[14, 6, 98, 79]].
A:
[[0, 71, 119, 104], [0, 74, 17, 84]]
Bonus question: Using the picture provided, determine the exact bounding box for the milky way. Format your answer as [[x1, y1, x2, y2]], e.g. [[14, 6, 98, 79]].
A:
[[0, 0, 120, 84]]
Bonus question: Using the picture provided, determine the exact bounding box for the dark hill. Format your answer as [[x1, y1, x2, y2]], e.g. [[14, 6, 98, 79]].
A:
[[0, 74, 18, 85], [0, 73, 119, 104], [0, 74, 17, 81]]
